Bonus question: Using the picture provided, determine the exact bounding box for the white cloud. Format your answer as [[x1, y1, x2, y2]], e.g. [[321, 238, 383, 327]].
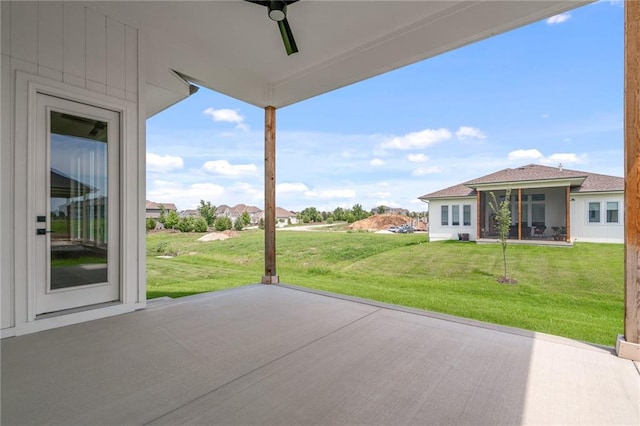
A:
[[370, 158, 385, 166], [203, 107, 248, 131], [546, 13, 571, 25], [277, 182, 309, 194], [507, 149, 585, 165], [371, 192, 391, 198], [304, 189, 356, 199], [455, 126, 486, 141], [412, 166, 443, 176], [147, 153, 184, 173], [540, 113, 550, 119], [148, 181, 226, 210], [546, 153, 585, 165], [407, 153, 429, 163], [202, 160, 258, 177], [507, 149, 544, 161], [380, 128, 452, 150]]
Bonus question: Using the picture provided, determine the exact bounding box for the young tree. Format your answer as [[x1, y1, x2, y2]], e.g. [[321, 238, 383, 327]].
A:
[[164, 210, 180, 229], [240, 211, 251, 227], [197, 200, 216, 227], [214, 216, 232, 231], [488, 189, 517, 284], [233, 217, 244, 231], [157, 203, 167, 226]]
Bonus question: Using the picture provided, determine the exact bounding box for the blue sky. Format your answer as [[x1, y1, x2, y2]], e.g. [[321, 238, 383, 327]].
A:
[[146, 1, 623, 213]]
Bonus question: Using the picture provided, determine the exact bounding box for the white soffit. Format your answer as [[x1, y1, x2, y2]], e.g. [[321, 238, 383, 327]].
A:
[[90, 1, 593, 113]]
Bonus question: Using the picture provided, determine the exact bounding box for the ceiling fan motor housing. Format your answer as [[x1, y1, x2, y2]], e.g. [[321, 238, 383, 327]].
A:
[[268, 1, 287, 21]]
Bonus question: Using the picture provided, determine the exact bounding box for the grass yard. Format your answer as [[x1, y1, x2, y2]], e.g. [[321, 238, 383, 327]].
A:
[[147, 230, 624, 346]]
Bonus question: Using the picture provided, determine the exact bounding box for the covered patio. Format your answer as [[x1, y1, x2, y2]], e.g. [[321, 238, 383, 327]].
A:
[[2, 284, 639, 425], [3, 1, 640, 424]]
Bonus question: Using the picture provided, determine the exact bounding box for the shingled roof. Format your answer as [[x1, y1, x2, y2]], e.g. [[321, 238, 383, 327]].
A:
[[419, 164, 623, 199]]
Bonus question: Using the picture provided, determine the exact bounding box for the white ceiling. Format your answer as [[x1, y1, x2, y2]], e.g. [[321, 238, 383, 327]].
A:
[[89, 1, 592, 116]]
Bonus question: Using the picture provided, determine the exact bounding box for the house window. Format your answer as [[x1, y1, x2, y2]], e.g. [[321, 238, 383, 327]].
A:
[[531, 204, 545, 224], [441, 205, 448, 226], [531, 194, 545, 201], [463, 205, 471, 226], [588, 202, 601, 223], [452, 205, 460, 226], [606, 202, 619, 223]]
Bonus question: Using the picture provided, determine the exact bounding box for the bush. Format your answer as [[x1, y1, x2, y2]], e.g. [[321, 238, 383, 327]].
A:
[[194, 217, 208, 232], [258, 218, 265, 230], [214, 216, 232, 231], [176, 216, 195, 233], [164, 210, 180, 229], [146, 217, 157, 230], [233, 217, 244, 231], [155, 241, 178, 256]]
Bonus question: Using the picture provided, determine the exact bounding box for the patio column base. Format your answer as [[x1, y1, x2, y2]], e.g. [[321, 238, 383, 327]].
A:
[[262, 275, 280, 285], [616, 334, 640, 361]]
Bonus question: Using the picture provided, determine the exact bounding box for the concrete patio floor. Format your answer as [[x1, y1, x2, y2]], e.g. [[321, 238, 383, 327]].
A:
[[2, 284, 638, 425]]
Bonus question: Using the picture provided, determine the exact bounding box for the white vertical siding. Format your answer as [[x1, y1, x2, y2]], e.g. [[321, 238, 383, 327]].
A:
[[1, 0, 11, 56], [37, 2, 64, 74], [106, 18, 125, 99], [62, 2, 86, 88], [1, 2, 141, 331], [85, 8, 106, 93], [10, 1, 37, 64]]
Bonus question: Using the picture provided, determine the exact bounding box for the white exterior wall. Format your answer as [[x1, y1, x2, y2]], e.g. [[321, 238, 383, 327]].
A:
[[570, 193, 624, 243], [1, 1, 146, 334], [428, 198, 477, 242]]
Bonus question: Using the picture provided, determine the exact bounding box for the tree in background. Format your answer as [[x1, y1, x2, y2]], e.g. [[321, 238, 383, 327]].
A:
[[488, 189, 517, 284], [164, 210, 180, 229], [197, 200, 216, 227], [240, 211, 251, 227], [193, 217, 208, 232], [233, 217, 244, 231], [157, 203, 167, 226], [214, 216, 232, 231]]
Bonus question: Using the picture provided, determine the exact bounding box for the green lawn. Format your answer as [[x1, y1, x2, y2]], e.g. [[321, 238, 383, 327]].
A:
[[146, 230, 624, 346]]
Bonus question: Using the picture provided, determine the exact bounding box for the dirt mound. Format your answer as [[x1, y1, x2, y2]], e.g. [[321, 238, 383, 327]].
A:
[[347, 214, 412, 231]]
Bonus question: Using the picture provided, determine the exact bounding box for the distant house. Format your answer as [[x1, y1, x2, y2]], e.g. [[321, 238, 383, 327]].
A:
[[181, 209, 199, 218], [216, 204, 263, 225], [145, 200, 177, 219], [375, 206, 409, 215], [255, 207, 298, 227], [419, 164, 624, 244]]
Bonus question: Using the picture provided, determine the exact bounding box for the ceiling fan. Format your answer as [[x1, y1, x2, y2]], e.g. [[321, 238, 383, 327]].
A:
[[245, 0, 299, 56]]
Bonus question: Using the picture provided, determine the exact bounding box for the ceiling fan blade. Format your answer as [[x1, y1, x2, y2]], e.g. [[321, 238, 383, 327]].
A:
[[277, 18, 298, 55]]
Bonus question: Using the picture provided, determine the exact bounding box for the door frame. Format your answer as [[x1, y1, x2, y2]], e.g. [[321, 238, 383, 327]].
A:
[[34, 93, 121, 315], [14, 71, 144, 332]]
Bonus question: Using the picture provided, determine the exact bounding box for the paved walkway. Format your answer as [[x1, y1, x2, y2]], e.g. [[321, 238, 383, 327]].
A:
[[2, 284, 638, 425]]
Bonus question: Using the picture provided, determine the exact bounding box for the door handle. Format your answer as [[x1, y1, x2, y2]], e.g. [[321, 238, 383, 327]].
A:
[[36, 229, 54, 235]]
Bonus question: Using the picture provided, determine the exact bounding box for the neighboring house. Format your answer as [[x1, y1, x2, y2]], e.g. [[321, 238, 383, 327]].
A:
[[216, 204, 263, 225], [375, 206, 410, 215], [145, 201, 177, 219], [255, 207, 298, 227], [419, 164, 624, 244], [181, 209, 199, 218]]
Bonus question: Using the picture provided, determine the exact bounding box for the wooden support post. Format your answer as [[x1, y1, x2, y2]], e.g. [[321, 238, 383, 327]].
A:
[[565, 186, 571, 242], [619, 1, 640, 360], [262, 106, 279, 284], [518, 188, 522, 240], [476, 191, 482, 240]]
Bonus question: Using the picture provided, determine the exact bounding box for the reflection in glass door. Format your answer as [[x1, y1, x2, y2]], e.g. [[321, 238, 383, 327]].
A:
[[49, 111, 109, 289]]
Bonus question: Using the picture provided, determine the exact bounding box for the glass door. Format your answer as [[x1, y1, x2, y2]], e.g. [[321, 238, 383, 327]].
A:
[[35, 94, 120, 315]]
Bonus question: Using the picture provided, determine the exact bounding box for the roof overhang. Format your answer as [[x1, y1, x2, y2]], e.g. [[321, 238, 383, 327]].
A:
[[85, 1, 593, 116], [467, 177, 587, 192]]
